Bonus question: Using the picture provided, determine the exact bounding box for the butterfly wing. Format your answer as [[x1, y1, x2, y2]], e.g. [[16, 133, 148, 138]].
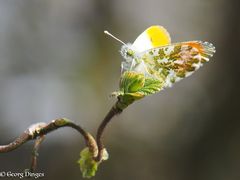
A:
[[131, 25, 171, 52], [138, 41, 216, 88]]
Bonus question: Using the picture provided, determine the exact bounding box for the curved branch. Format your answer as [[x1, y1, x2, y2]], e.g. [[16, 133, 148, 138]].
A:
[[95, 101, 122, 162], [0, 130, 31, 153], [0, 101, 124, 172], [0, 118, 97, 154]]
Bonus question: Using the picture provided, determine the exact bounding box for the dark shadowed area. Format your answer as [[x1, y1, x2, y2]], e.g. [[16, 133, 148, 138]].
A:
[[0, 0, 239, 180]]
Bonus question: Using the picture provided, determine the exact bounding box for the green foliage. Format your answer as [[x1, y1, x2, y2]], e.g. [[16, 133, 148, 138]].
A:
[[120, 71, 145, 93], [139, 77, 163, 95], [78, 148, 108, 178], [114, 71, 163, 110]]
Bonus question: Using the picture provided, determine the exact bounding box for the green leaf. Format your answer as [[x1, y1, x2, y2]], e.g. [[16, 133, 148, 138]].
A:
[[77, 148, 108, 179], [139, 77, 163, 96], [116, 92, 144, 110], [113, 71, 163, 110], [120, 71, 145, 93]]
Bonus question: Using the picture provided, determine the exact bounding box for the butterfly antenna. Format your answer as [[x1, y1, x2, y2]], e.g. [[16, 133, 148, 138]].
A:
[[104, 30, 126, 45]]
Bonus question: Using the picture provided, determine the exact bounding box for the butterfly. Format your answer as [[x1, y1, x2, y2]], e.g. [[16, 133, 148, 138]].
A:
[[104, 25, 215, 89]]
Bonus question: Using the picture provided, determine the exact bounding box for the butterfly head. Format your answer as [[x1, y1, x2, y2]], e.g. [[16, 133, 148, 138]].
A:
[[104, 30, 136, 60], [120, 44, 135, 60]]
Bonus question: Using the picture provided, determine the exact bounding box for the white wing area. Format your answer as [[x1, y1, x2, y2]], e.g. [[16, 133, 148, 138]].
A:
[[131, 31, 153, 52]]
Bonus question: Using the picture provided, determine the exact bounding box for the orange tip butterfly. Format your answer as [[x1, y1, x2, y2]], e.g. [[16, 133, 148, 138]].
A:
[[104, 25, 216, 88]]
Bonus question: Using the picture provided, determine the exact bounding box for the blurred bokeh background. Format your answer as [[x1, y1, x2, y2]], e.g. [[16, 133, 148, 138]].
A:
[[0, 0, 239, 179]]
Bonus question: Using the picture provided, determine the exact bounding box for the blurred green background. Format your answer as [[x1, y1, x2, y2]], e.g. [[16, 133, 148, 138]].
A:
[[0, 0, 239, 180]]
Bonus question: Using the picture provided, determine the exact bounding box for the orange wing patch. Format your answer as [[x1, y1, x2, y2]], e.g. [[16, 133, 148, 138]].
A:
[[183, 41, 216, 62], [184, 42, 204, 53]]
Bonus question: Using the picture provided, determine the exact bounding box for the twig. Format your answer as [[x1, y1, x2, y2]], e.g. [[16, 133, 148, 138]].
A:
[[95, 101, 122, 162], [0, 118, 97, 154], [30, 135, 45, 172], [0, 130, 32, 153], [0, 101, 123, 170]]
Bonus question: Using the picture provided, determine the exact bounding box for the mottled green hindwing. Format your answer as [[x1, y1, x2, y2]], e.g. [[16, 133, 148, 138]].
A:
[[140, 41, 216, 88]]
